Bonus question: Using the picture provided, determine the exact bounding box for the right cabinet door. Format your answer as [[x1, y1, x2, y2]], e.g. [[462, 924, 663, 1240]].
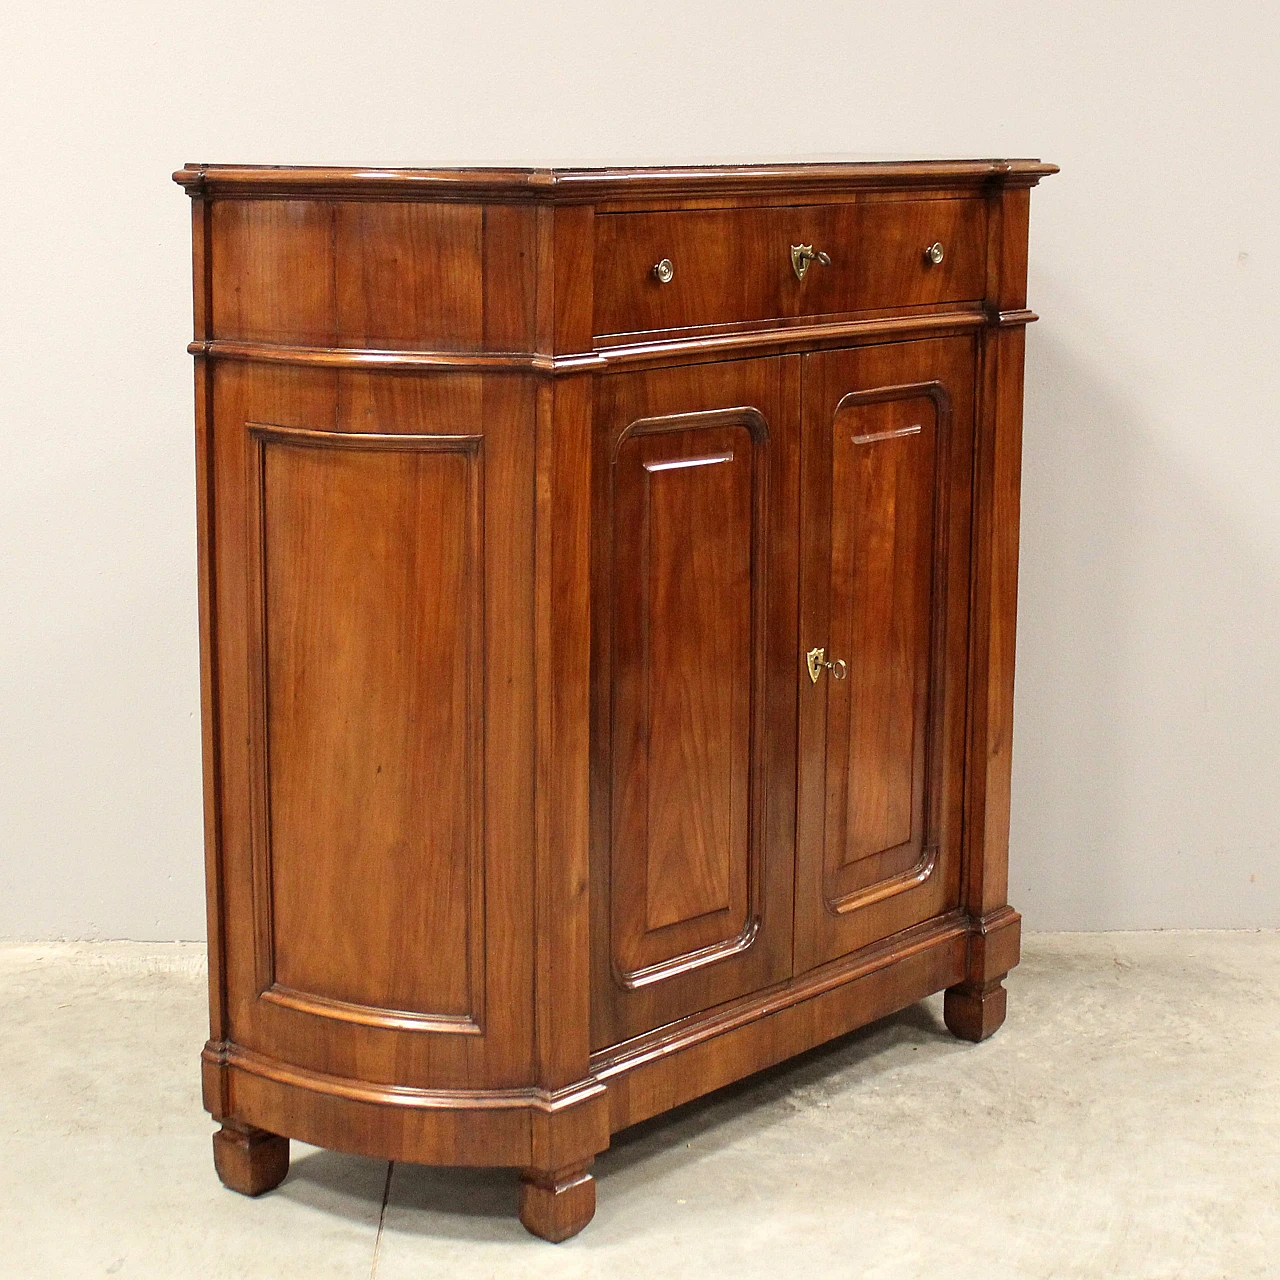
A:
[[796, 337, 976, 972]]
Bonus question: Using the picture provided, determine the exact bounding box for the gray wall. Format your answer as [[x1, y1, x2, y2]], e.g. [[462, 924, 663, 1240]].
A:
[[2, 2, 1277, 938]]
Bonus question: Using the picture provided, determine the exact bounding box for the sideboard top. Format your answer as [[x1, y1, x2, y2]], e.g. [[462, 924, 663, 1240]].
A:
[[173, 157, 1057, 201]]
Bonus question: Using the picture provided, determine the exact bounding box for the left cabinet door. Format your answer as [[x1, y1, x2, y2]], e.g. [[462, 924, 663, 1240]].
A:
[[591, 357, 800, 1049]]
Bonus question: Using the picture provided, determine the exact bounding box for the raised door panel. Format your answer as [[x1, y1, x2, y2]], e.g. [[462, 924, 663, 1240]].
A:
[[592, 358, 799, 1049], [824, 390, 936, 897], [611, 415, 759, 976], [796, 338, 974, 972]]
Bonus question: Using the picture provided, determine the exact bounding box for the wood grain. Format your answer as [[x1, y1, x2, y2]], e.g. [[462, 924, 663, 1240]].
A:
[[212, 1120, 289, 1197], [829, 391, 937, 872], [594, 207, 785, 335], [210, 200, 335, 346], [175, 158, 1058, 202], [796, 197, 987, 316], [209, 364, 537, 1096], [944, 181, 1038, 1037], [247, 425, 484, 1028], [611, 412, 760, 958], [518, 1162, 597, 1243], [595, 198, 985, 339], [795, 337, 975, 972], [591, 358, 798, 1048], [333, 201, 485, 349]]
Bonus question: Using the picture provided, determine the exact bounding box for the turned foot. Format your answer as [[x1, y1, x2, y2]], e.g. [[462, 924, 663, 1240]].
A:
[[212, 1120, 290, 1196], [518, 1161, 595, 1242], [944, 978, 1008, 1043]]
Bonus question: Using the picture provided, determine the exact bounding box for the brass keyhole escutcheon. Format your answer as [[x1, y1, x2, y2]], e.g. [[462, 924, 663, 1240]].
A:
[[791, 244, 832, 282], [806, 647, 847, 683], [806, 647, 824, 683]]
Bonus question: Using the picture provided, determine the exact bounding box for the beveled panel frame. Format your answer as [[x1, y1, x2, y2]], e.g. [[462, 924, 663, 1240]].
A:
[[821, 381, 952, 917], [608, 407, 771, 990], [244, 422, 487, 1036]]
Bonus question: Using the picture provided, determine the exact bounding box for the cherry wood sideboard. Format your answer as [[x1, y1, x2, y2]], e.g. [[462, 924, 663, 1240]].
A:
[[175, 158, 1055, 1241]]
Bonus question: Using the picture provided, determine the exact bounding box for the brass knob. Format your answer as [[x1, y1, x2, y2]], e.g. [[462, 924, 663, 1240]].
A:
[[653, 258, 674, 284], [924, 242, 945, 265], [791, 244, 832, 282]]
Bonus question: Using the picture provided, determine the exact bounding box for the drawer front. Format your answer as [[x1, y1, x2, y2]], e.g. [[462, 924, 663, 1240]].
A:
[[594, 208, 787, 336], [795, 198, 988, 316], [593, 199, 986, 338]]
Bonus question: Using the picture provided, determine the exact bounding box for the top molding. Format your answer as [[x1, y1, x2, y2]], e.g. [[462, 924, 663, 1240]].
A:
[[173, 159, 1058, 202]]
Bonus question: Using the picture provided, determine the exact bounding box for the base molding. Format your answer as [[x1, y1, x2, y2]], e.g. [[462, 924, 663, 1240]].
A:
[[596, 911, 970, 1130], [205, 1041, 610, 1170], [203, 909, 1011, 1168]]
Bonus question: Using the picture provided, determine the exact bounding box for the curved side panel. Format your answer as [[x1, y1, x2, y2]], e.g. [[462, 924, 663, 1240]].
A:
[[245, 424, 486, 1034], [207, 364, 537, 1096]]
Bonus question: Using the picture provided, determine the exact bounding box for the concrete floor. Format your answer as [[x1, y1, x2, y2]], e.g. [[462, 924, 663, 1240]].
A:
[[3, 933, 1277, 1279]]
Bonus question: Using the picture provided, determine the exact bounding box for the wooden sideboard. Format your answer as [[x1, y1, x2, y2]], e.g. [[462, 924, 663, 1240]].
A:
[[175, 157, 1056, 1241]]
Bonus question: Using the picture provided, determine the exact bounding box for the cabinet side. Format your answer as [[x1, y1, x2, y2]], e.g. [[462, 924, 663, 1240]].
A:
[[188, 182, 231, 1112], [950, 179, 1041, 1041]]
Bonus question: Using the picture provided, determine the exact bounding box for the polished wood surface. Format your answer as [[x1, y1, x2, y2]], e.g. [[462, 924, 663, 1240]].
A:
[[594, 197, 985, 338], [798, 197, 987, 315], [211, 1121, 289, 1197], [615, 413, 755, 939], [179, 158, 1054, 1241], [249, 424, 483, 1027], [518, 1160, 597, 1242], [827, 388, 937, 871], [794, 338, 974, 972], [591, 359, 798, 1047], [210, 199, 534, 351], [206, 365, 538, 1101], [174, 158, 1057, 202]]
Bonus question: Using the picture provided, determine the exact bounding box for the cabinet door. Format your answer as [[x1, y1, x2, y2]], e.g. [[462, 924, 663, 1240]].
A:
[[591, 357, 799, 1049], [795, 338, 975, 972]]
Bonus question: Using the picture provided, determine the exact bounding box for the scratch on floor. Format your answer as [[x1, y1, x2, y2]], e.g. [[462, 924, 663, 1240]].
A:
[[370, 1161, 394, 1279]]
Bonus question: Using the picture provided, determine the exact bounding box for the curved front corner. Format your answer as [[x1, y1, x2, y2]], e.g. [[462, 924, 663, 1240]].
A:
[[204, 1042, 609, 1171]]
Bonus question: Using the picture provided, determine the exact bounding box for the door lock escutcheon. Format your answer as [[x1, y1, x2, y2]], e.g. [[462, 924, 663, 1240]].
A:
[[791, 244, 832, 281], [806, 647, 847, 683]]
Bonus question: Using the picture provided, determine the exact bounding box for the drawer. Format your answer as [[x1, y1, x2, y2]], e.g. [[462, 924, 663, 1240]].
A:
[[594, 208, 787, 336], [593, 199, 987, 338], [794, 198, 988, 316]]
